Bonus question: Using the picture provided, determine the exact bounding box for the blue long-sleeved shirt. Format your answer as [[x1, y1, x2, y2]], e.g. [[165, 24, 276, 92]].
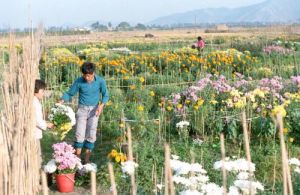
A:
[[62, 75, 109, 106]]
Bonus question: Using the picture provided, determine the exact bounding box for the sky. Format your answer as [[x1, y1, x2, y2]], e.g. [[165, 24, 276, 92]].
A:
[[0, 0, 266, 28]]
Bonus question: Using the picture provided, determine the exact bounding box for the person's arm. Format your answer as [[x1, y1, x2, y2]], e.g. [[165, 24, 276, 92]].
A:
[[61, 79, 80, 103], [96, 79, 109, 116]]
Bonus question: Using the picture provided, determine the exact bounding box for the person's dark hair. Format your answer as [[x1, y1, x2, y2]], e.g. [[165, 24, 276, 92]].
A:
[[198, 36, 202, 41], [191, 45, 196, 49], [81, 62, 96, 74], [34, 79, 46, 93]]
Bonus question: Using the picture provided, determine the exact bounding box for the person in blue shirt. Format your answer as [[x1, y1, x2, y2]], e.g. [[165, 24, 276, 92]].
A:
[[60, 62, 109, 163]]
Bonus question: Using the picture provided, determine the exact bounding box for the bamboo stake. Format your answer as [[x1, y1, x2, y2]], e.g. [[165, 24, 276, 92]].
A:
[[127, 127, 137, 195], [108, 163, 118, 195], [164, 144, 175, 195], [276, 113, 293, 195], [41, 171, 48, 195], [90, 171, 96, 195], [220, 133, 227, 195], [241, 110, 253, 195]]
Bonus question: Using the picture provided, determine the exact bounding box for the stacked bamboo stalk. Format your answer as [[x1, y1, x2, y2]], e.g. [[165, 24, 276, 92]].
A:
[[0, 29, 42, 195]]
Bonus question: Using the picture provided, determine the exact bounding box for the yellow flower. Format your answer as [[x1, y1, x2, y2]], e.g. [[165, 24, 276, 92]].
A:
[[139, 76, 145, 83], [197, 99, 204, 106], [59, 122, 72, 131], [289, 137, 294, 143], [119, 123, 125, 128], [115, 155, 121, 163], [166, 106, 173, 111], [150, 91, 155, 97], [129, 85, 136, 90], [176, 104, 183, 109], [271, 105, 287, 117], [137, 105, 144, 111], [210, 100, 218, 105], [123, 76, 129, 80], [194, 105, 199, 110], [106, 100, 113, 106], [283, 128, 288, 134]]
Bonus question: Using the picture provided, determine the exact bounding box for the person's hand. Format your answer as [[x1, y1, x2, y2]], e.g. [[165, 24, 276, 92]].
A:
[[47, 122, 55, 129], [95, 104, 104, 117]]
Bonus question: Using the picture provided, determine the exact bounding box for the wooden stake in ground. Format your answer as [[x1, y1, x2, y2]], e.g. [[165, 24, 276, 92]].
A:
[[127, 127, 137, 195], [108, 163, 118, 195], [164, 144, 175, 195], [241, 110, 253, 195], [220, 133, 227, 195], [91, 171, 96, 195], [276, 113, 293, 195], [41, 171, 48, 195]]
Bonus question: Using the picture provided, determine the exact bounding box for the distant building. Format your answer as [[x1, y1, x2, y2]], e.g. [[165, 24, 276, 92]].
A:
[[215, 24, 229, 32], [205, 24, 229, 33]]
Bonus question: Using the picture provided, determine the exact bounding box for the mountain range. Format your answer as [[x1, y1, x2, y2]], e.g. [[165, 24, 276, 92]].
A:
[[148, 0, 300, 25]]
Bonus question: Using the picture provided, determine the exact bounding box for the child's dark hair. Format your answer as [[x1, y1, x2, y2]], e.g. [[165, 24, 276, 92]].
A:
[[198, 36, 202, 41], [81, 62, 96, 74], [34, 79, 46, 93]]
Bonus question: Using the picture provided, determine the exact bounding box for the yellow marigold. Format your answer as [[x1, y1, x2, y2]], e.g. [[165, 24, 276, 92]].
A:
[[271, 105, 287, 117], [194, 105, 199, 110], [137, 105, 144, 111], [108, 149, 118, 158], [197, 99, 204, 106], [210, 100, 218, 105], [150, 91, 155, 97], [115, 155, 121, 163], [166, 106, 173, 111], [106, 100, 113, 106], [59, 122, 72, 131], [176, 104, 183, 109], [139, 76, 145, 83], [129, 85, 136, 90]]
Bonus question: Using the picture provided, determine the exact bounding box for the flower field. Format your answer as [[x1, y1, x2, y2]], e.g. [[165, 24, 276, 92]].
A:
[[2, 33, 300, 194]]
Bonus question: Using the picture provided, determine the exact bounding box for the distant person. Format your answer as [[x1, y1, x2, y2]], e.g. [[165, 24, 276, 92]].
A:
[[196, 36, 205, 54]]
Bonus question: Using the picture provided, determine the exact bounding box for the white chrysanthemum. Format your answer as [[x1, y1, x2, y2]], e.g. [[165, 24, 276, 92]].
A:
[[190, 175, 209, 184], [179, 189, 203, 195], [201, 183, 223, 195], [82, 163, 97, 172], [171, 154, 180, 160], [213, 160, 234, 171], [193, 138, 204, 146], [228, 186, 240, 195], [43, 159, 57, 173], [233, 159, 255, 172], [295, 167, 300, 174], [234, 180, 264, 193], [156, 184, 164, 190], [121, 161, 138, 175], [176, 121, 190, 129], [172, 176, 192, 186], [170, 159, 190, 175], [289, 158, 300, 166], [190, 163, 207, 174], [237, 172, 251, 180]]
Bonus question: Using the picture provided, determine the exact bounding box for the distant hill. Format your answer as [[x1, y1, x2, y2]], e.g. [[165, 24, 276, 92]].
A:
[[148, 0, 300, 25]]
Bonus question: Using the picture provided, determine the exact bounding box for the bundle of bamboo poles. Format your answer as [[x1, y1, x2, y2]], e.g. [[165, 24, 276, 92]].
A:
[[0, 29, 43, 195]]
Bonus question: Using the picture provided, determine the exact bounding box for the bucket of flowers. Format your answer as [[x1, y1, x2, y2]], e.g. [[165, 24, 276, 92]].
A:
[[43, 142, 81, 193], [48, 103, 76, 140]]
